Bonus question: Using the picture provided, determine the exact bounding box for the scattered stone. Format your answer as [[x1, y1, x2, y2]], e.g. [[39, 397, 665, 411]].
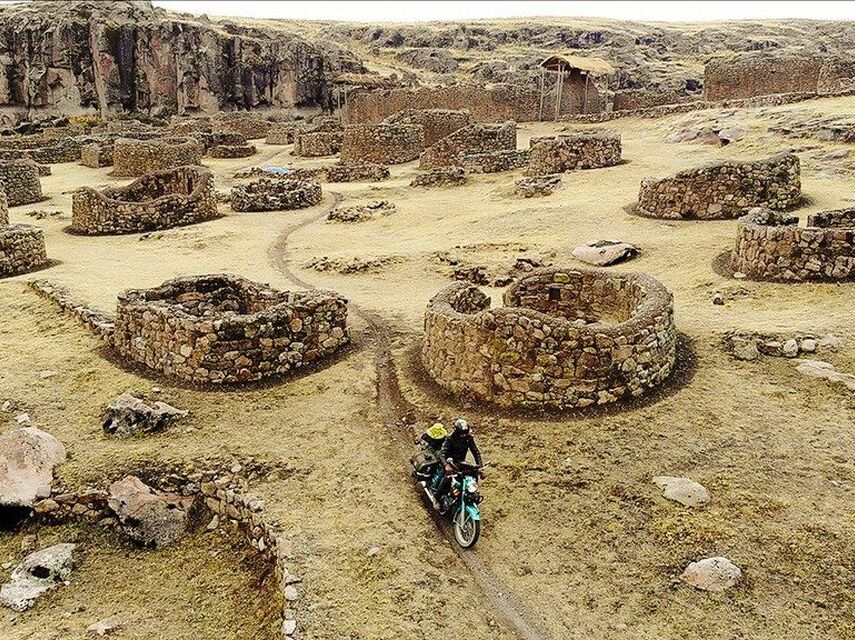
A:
[[795, 360, 855, 392], [206, 514, 219, 530], [453, 265, 489, 285], [0, 543, 76, 611], [86, 616, 123, 637], [327, 200, 396, 223], [782, 338, 799, 358], [712, 291, 724, 305], [515, 174, 561, 197], [731, 336, 759, 361], [680, 557, 742, 592], [819, 333, 841, 352], [38, 370, 57, 379], [410, 166, 467, 187], [572, 240, 639, 266], [283, 585, 299, 601], [0, 427, 66, 508], [281, 619, 297, 637], [652, 476, 711, 507], [800, 338, 817, 353], [15, 413, 30, 424], [107, 475, 192, 548], [305, 255, 402, 274], [102, 393, 188, 437], [366, 546, 382, 557]]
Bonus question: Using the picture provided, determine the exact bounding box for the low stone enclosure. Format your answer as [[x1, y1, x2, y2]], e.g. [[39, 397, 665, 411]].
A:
[[112, 274, 349, 385], [0, 183, 48, 277], [0, 159, 44, 206], [526, 131, 622, 175], [636, 153, 801, 220], [209, 144, 256, 159], [70, 166, 219, 235], [231, 177, 323, 212], [421, 267, 677, 410], [266, 123, 298, 145], [381, 109, 475, 147], [730, 207, 855, 281], [213, 113, 273, 140], [0, 135, 82, 164], [419, 121, 517, 170], [111, 137, 205, 177], [294, 132, 343, 157], [340, 124, 425, 165], [462, 149, 531, 174]]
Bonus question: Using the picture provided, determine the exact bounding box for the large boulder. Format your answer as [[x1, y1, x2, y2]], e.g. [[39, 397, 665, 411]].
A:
[[680, 556, 742, 592], [107, 476, 192, 548], [102, 393, 188, 437], [0, 543, 76, 611], [572, 240, 639, 266], [653, 476, 711, 507], [0, 427, 66, 508]]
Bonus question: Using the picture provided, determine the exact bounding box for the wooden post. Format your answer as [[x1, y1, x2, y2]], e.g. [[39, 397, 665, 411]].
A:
[[583, 73, 589, 114], [555, 67, 564, 120], [538, 66, 546, 121]]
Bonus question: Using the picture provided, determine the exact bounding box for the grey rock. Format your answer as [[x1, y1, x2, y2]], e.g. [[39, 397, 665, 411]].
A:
[[680, 556, 741, 592], [0, 427, 66, 508], [572, 240, 639, 266], [653, 476, 711, 507], [732, 337, 759, 361], [0, 543, 76, 611], [782, 338, 799, 358], [86, 616, 123, 636], [102, 393, 188, 437], [107, 475, 191, 548]]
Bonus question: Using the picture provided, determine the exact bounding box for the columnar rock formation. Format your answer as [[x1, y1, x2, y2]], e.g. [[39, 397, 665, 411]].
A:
[[636, 153, 801, 220], [0, 159, 44, 206], [112, 274, 349, 384], [340, 124, 425, 165], [0, 0, 363, 123], [419, 121, 516, 169], [111, 137, 204, 177], [526, 131, 622, 174], [730, 207, 855, 281], [71, 166, 219, 234], [422, 267, 677, 410], [231, 177, 322, 212], [381, 109, 475, 147]]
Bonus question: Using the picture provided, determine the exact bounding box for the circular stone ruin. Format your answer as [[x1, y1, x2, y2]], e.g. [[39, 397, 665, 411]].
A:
[[111, 137, 204, 177], [422, 267, 677, 410], [340, 123, 425, 165], [0, 159, 44, 206], [730, 206, 855, 281], [526, 131, 622, 175], [0, 184, 48, 278], [231, 177, 322, 212], [636, 152, 801, 220], [112, 274, 349, 384], [70, 165, 219, 235]]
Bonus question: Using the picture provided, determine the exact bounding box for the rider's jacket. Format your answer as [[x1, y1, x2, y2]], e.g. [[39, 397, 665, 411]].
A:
[[439, 432, 483, 467]]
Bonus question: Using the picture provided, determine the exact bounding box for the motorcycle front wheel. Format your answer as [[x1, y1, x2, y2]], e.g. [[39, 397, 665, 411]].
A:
[[453, 509, 481, 548]]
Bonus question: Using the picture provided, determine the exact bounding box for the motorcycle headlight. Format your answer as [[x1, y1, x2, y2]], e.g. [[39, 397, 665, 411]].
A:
[[467, 482, 478, 493]]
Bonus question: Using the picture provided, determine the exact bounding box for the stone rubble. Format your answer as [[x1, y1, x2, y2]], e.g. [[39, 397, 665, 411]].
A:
[[102, 393, 189, 437], [0, 543, 77, 611]]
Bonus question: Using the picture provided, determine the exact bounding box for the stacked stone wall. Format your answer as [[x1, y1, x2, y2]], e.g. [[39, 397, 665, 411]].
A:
[[381, 109, 475, 147], [293, 132, 343, 157], [266, 124, 298, 145], [28, 279, 116, 338], [730, 207, 855, 281], [526, 131, 621, 175], [421, 267, 677, 410], [0, 135, 82, 164], [112, 137, 204, 177], [461, 149, 530, 173], [419, 122, 516, 170], [0, 159, 44, 205], [209, 144, 256, 159], [0, 223, 48, 277], [112, 274, 349, 385], [71, 166, 219, 235], [636, 153, 801, 220], [613, 88, 693, 112], [80, 142, 113, 168], [213, 114, 272, 140], [340, 124, 425, 165], [231, 178, 323, 212]]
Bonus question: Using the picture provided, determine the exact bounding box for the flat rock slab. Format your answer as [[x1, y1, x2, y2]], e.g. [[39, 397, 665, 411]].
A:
[[572, 240, 639, 266], [108, 475, 191, 548], [102, 393, 188, 437], [0, 542, 76, 611], [796, 360, 855, 392], [0, 426, 66, 507], [653, 476, 711, 507], [680, 556, 741, 592]]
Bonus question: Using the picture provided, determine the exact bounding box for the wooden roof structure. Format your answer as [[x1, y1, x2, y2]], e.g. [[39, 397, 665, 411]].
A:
[[537, 54, 615, 121]]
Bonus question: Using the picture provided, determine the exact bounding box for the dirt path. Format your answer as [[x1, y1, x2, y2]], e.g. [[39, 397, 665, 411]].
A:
[[267, 193, 553, 640]]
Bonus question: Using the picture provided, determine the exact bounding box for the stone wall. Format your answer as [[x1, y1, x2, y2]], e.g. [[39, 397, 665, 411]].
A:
[[636, 153, 801, 220], [209, 144, 256, 159], [112, 274, 348, 385], [293, 131, 343, 157], [0, 183, 6, 224], [461, 149, 530, 174], [231, 177, 322, 212], [410, 166, 467, 188], [381, 109, 475, 147], [111, 137, 205, 177], [0, 135, 82, 163], [730, 207, 855, 281], [613, 88, 693, 112], [0, 223, 48, 277], [266, 124, 298, 145], [0, 159, 43, 205], [421, 267, 677, 410], [419, 121, 516, 170], [343, 84, 543, 124], [340, 124, 425, 165], [28, 279, 116, 338], [526, 131, 621, 175], [79, 141, 113, 168], [71, 166, 219, 235], [213, 113, 273, 140]]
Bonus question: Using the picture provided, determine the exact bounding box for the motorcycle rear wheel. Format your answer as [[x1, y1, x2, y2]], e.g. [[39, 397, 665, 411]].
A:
[[453, 509, 481, 548]]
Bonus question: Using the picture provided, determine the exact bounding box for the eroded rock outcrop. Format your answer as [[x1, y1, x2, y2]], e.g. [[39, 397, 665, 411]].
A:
[[0, 427, 66, 509]]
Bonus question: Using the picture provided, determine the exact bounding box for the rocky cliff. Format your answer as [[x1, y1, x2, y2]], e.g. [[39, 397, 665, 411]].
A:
[[0, 1, 363, 123]]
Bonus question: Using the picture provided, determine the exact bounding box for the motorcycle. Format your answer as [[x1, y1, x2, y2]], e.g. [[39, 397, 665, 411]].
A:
[[411, 439, 484, 548]]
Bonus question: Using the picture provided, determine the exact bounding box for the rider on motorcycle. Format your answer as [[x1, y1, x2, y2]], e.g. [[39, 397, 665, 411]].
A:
[[435, 419, 483, 509]]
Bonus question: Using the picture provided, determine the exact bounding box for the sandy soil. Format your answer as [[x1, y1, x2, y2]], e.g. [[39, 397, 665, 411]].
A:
[[1, 94, 853, 639]]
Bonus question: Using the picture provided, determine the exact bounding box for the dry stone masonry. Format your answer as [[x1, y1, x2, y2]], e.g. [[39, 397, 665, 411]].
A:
[[294, 132, 343, 157], [526, 130, 621, 175], [422, 267, 677, 410], [730, 207, 855, 281], [231, 177, 322, 212], [0, 224, 48, 277], [515, 174, 562, 197], [71, 165, 219, 235], [382, 108, 475, 147], [111, 137, 204, 177], [265, 123, 298, 145], [411, 166, 467, 188], [341, 124, 425, 165], [0, 135, 82, 164], [0, 159, 44, 205], [112, 274, 349, 385], [420, 121, 516, 169], [637, 153, 801, 220], [462, 149, 530, 174], [209, 144, 256, 158]]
